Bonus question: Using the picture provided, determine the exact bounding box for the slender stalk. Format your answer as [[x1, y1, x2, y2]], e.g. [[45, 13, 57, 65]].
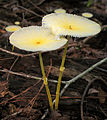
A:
[[55, 39, 69, 110], [12, 45, 14, 51], [39, 52, 53, 110]]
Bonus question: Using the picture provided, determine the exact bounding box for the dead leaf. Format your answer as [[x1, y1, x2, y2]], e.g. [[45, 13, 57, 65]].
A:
[[88, 88, 99, 94], [50, 111, 61, 120], [98, 87, 106, 104]]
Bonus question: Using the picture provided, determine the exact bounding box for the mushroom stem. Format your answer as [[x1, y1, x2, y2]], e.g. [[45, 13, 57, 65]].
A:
[[55, 38, 69, 110], [39, 52, 53, 111], [12, 45, 15, 51]]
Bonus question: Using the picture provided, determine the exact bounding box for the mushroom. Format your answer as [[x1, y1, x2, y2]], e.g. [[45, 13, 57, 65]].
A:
[[42, 13, 101, 37], [14, 21, 20, 25], [82, 12, 93, 18], [5, 25, 21, 51], [42, 13, 101, 110], [9, 26, 67, 110], [54, 8, 66, 13], [9, 26, 67, 52], [5, 25, 21, 32]]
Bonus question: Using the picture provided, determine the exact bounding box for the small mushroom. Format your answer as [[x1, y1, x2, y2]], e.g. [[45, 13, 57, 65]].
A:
[[82, 12, 93, 18], [5, 25, 21, 51], [54, 8, 66, 13], [5, 25, 21, 32], [14, 21, 20, 25]]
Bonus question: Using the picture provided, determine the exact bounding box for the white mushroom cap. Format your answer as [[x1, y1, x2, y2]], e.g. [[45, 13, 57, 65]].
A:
[[9, 26, 67, 52], [5, 25, 21, 32], [54, 8, 66, 13], [82, 12, 93, 18], [42, 13, 101, 37], [14, 21, 20, 25]]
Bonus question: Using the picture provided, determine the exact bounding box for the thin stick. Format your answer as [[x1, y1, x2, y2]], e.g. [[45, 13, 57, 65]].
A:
[[0, 68, 66, 84], [28, 82, 44, 112], [0, 57, 14, 61], [28, 0, 47, 14], [55, 40, 69, 110], [0, 47, 39, 57], [1, 109, 23, 120], [6, 56, 19, 82], [0, 69, 41, 80], [80, 78, 97, 120], [60, 57, 107, 96], [80, 77, 107, 120], [0, 79, 41, 105], [0, 20, 11, 25], [0, 48, 23, 57], [39, 52, 53, 110], [18, 5, 43, 18]]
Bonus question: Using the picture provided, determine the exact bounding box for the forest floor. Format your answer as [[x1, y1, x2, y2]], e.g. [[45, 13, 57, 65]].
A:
[[0, 0, 107, 120]]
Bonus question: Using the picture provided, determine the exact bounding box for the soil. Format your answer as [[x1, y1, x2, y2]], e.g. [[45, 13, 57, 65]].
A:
[[0, 0, 107, 120]]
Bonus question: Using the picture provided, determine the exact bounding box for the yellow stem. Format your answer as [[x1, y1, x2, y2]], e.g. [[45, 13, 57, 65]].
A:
[[55, 39, 69, 110], [12, 45, 14, 51], [39, 52, 53, 110]]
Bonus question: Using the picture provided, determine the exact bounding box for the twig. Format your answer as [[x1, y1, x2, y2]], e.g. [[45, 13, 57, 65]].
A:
[[0, 69, 41, 80], [0, 79, 41, 105], [98, 106, 107, 117], [60, 57, 107, 96], [46, 58, 52, 77], [0, 48, 24, 57], [35, 0, 46, 5], [3, 1, 17, 8], [1, 109, 23, 120], [0, 47, 40, 57], [27, 83, 44, 112], [6, 57, 19, 82], [82, 36, 94, 44], [101, 25, 107, 30], [80, 77, 107, 120], [0, 47, 66, 58], [0, 57, 15, 61], [0, 20, 11, 25], [18, 5, 43, 18], [22, 52, 39, 57], [28, 0, 47, 14], [41, 109, 49, 119], [80, 78, 97, 120], [0, 68, 66, 84], [96, 67, 107, 72]]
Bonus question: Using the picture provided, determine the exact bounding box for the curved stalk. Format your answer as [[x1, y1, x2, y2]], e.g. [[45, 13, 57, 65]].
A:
[[39, 52, 53, 110], [55, 39, 69, 110]]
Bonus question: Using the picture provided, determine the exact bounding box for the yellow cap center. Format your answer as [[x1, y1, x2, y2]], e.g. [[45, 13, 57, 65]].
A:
[[36, 42, 41, 44]]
